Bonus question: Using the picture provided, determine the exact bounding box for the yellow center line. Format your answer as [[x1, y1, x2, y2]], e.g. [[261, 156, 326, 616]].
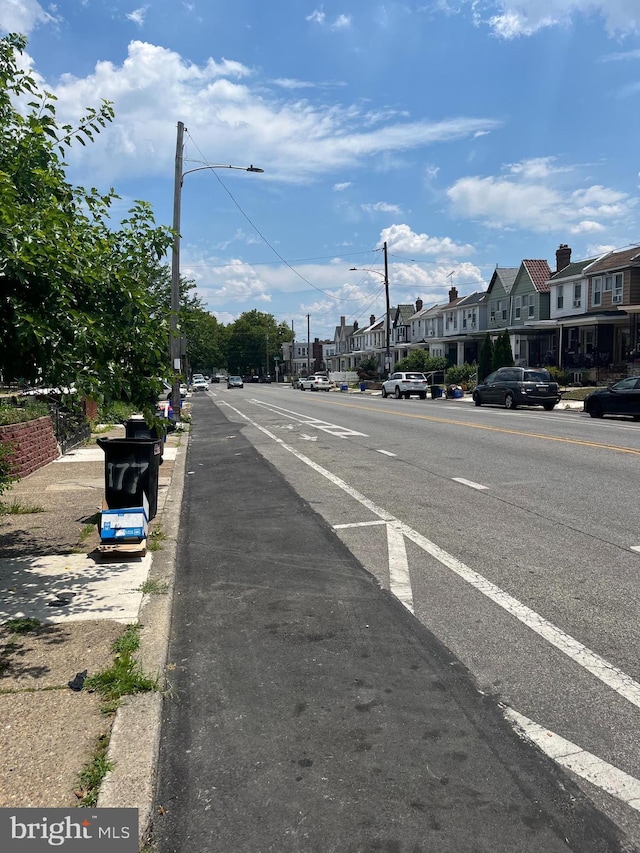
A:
[[317, 398, 640, 456]]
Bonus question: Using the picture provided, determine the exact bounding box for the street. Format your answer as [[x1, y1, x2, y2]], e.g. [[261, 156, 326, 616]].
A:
[[151, 387, 640, 851]]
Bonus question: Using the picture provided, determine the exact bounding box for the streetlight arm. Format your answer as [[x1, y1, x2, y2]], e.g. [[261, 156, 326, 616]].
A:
[[181, 164, 264, 183]]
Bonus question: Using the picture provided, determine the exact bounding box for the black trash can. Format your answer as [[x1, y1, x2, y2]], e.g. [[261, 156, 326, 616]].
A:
[[124, 418, 168, 442], [97, 437, 163, 521], [430, 385, 443, 399]]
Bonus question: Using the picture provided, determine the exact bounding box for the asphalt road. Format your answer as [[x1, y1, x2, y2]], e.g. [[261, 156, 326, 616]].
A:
[[149, 387, 638, 852]]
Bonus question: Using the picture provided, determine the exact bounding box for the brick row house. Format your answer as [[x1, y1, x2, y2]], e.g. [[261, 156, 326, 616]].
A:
[[321, 242, 640, 383]]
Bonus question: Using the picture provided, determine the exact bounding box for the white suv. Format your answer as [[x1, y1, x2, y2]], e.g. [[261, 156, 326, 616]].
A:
[[299, 375, 331, 391], [381, 372, 428, 400]]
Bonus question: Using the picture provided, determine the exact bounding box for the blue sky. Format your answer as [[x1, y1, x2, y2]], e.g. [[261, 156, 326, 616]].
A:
[[3, 1, 640, 340]]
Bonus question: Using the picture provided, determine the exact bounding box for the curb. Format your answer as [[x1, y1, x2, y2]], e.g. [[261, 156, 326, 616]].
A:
[[97, 426, 188, 842]]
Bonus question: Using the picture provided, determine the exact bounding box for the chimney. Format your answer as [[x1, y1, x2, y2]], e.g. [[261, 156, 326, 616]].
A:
[[353, 320, 358, 331], [448, 286, 458, 303], [415, 297, 423, 312], [556, 244, 571, 272], [370, 314, 376, 326]]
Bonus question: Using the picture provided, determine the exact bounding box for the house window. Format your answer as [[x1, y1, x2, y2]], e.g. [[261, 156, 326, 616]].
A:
[[528, 295, 534, 318], [592, 276, 602, 306], [613, 272, 623, 304], [604, 276, 612, 292], [557, 284, 564, 310], [573, 283, 581, 308], [514, 296, 521, 319]]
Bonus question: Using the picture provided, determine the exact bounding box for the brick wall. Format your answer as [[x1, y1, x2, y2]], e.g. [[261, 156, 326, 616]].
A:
[[0, 416, 60, 478]]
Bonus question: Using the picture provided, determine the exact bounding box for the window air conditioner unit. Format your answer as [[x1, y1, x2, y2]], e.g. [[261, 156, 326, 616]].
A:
[[573, 300, 581, 308], [428, 330, 435, 336], [613, 295, 622, 303]]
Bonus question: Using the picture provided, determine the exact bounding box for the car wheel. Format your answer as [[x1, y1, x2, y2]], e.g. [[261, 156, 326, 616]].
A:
[[300, 386, 305, 391], [543, 402, 556, 411], [473, 393, 481, 407], [588, 401, 604, 418], [504, 392, 517, 410], [395, 386, 402, 399], [381, 387, 388, 398]]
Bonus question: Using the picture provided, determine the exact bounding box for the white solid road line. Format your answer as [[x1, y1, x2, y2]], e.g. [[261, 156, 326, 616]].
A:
[[452, 477, 488, 490], [504, 707, 640, 811], [387, 522, 414, 613], [377, 449, 397, 456]]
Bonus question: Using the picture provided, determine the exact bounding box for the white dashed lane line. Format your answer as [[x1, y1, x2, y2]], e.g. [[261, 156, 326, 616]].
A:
[[452, 477, 489, 491]]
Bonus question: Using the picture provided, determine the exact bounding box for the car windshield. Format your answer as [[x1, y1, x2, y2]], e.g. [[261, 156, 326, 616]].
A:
[[523, 370, 551, 382], [406, 373, 426, 380]]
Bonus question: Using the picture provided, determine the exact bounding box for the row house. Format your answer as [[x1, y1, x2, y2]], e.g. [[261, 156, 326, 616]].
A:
[[320, 242, 640, 382]]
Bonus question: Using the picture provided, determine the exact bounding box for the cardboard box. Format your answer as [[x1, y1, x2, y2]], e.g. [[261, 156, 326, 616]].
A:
[[100, 493, 149, 542]]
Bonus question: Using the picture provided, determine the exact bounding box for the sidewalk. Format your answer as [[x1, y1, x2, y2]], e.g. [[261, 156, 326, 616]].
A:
[[0, 420, 186, 817]]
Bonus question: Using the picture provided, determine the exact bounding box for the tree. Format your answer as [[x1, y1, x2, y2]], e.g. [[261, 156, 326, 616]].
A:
[[395, 351, 448, 374], [356, 355, 379, 381], [492, 329, 514, 371], [478, 334, 494, 382], [226, 310, 293, 376], [0, 33, 173, 414]]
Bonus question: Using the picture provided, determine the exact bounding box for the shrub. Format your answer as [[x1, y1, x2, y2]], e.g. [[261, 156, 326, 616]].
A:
[[0, 441, 17, 497], [547, 366, 572, 386], [0, 400, 49, 425], [446, 363, 477, 387], [356, 355, 380, 381]]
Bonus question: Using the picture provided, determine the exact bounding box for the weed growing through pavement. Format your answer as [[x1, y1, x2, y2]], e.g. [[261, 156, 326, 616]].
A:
[[75, 732, 113, 806], [85, 624, 158, 713], [0, 498, 45, 514], [148, 525, 166, 552], [137, 578, 169, 594]]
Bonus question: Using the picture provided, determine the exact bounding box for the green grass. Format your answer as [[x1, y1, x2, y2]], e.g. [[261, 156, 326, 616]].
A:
[[0, 498, 45, 514], [85, 624, 158, 711], [75, 733, 113, 806], [148, 525, 166, 552], [2, 617, 42, 634], [560, 386, 597, 401], [137, 578, 169, 595]]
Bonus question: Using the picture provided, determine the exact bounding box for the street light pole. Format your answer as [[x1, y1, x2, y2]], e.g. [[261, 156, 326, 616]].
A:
[[170, 120, 263, 419]]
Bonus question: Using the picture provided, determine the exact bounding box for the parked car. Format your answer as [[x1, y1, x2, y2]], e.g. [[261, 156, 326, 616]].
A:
[[473, 367, 560, 410], [191, 377, 209, 392], [381, 372, 428, 400], [583, 377, 640, 419], [162, 380, 187, 400], [227, 375, 244, 389], [300, 375, 331, 391]]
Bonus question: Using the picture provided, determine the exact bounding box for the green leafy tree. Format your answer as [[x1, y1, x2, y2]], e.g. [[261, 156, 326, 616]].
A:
[[395, 351, 449, 374], [226, 311, 293, 376], [356, 355, 379, 381], [0, 33, 173, 415], [478, 334, 494, 382], [492, 329, 515, 371]]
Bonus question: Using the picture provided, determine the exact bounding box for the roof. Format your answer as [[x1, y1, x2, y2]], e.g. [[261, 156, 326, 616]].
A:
[[522, 259, 552, 292], [487, 267, 518, 295], [456, 290, 485, 307], [395, 304, 416, 325], [583, 245, 640, 275], [549, 257, 599, 282]]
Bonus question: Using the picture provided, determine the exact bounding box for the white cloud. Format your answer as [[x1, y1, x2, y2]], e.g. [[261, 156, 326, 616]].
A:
[[446, 158, 634, 234], [332, 14, 352, 30], [0, 0, 55, 34], [478, 1, 640, 38], [333, 182, 352, 191], [127, 6, 148, 27], [381, 223, 475, 257], [306, 8, 326, 24], [36, 40, 500, 185], [362, 201, 402, 214]]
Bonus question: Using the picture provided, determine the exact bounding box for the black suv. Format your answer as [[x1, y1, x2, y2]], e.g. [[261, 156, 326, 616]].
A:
[[473, 367, 560, 410]]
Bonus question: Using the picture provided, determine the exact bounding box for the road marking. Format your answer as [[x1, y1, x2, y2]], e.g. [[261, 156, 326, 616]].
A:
[[452, 477, 488, 491], [220, 400, 640, 711], [334, 520, 387, 529], [299, 433, 317, 441], [377, 449, 397, 457], [249, 399, 367, 438], [631, 546, 640, 553], [504, 707, 640, 811], [387, 522, 414, 614]]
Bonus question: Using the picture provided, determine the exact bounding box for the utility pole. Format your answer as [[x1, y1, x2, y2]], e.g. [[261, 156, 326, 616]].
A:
[[170, 121, 185, 419], [266, 330, 269, 378], [383, 240, 390, 377], [307, 314, 311, 375]]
